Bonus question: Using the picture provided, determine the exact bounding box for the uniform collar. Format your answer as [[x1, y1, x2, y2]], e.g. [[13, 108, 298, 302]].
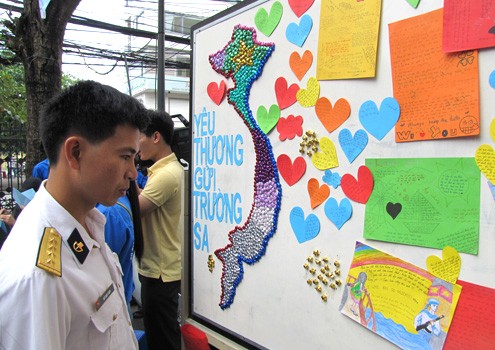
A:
[[37, 182, 106, 266]]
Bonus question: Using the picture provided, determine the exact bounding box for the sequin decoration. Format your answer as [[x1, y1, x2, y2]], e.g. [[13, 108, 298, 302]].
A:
[[209, 25, 282, 309], [303, 249, 343, 302]]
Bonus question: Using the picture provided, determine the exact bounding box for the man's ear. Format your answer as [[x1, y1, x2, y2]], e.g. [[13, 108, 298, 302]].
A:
[[153, 131, 161, 144], [65, 136, 82, 169]]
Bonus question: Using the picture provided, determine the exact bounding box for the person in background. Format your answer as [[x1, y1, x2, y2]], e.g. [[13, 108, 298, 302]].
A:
[[32, 143, 50, 180], [0, 176, 42, 248], [137, 109, 184, 350], [96, 179, 144, 318], [136, 158, 149, 189], [0, 80, 149, 350]]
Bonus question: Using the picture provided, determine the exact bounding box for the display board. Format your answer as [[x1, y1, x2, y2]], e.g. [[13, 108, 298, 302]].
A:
[[188, 0, 495, 349]]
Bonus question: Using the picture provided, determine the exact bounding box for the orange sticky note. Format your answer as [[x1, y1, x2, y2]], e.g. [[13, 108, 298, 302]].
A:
[[389, 9, 480, 143]]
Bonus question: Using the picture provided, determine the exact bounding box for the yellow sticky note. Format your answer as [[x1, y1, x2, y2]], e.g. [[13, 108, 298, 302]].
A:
[[475, 144, 495, 184], [296, 77, 319, 107], [426, 246, 461, 284], [316, 0, 382, 80], [311, 137, 338, 170]]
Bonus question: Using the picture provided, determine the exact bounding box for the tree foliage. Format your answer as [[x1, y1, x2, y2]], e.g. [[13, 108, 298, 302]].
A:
[[3, 0, 81, 174], [0, 63, 26, 122]]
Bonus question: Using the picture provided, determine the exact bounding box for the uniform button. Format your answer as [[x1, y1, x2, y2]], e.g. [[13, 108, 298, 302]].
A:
[[113, 314, 117, 321]]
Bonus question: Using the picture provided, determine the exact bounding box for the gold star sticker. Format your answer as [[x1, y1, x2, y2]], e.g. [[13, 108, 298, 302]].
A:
[[232, 41, 255, 71]]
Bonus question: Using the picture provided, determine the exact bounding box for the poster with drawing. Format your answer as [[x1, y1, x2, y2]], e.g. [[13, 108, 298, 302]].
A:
[[188, 0, 495, 348], [340, 242, 461, 350]]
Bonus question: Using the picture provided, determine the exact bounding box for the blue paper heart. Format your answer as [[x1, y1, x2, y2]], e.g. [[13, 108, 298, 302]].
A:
[[359, 97, 400, 141], [286, 14, 313, 47], [490, 69, 495, 89], [488, 181, 495, 201], [324, 197, 352, 230], [322, 170, 341, 189], [290, 206, 320, 243], [338, 128, 368, 163]]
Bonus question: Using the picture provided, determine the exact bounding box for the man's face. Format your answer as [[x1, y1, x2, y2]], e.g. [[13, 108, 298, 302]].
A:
[[430, 304, 438, 313], [79, 124, 139, 207], [138, 132, 154, 161]]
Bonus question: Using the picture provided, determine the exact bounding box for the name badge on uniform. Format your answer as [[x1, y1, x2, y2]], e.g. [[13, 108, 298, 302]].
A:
[[95, 283, 115, 311]]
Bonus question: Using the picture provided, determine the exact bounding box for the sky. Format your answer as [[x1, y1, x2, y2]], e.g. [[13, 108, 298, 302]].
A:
[[63, 0, 151, 91], [62, 0, 237, 91]]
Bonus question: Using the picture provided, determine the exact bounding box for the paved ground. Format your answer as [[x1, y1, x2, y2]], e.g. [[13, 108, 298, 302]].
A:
[[131, 299, 145, 331]]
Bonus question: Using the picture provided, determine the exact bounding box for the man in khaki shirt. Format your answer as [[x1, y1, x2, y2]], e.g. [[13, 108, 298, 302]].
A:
[[137, 109, 184, 350]]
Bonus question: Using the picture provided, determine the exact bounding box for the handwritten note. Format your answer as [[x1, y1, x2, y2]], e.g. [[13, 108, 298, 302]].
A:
[[316, 0, 381, 80], [341, 242, 461, 350], [442, 0, 495, 52], [389, 9, 480, 143], [364, 158, 480, 254], [475, 144, 495, 184], [426, 246, 461, 284], [443, 280, 495, 350]]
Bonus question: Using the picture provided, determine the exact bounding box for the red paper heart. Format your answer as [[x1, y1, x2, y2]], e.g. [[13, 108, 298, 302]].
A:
[[207, 80, 226, 105], [288, 0, 315, 17], [277, 154, 306, 186], [341, 165, 374, 204], [275, 77, 299, 110]]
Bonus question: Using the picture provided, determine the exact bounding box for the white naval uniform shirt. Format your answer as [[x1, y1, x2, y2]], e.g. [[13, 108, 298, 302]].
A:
[[0, 182, 138, 350]]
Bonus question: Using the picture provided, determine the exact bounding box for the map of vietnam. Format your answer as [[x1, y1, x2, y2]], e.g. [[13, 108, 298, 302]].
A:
[[209, 25, 282, 309]]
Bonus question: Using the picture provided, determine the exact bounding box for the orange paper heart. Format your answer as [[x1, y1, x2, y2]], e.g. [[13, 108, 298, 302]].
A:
[[307, 178, 330, 209], [289, 50, 313, 81], [315, 97, 351, 133]]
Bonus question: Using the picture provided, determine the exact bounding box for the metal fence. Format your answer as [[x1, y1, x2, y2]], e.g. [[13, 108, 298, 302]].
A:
[[0, 118, 26, 210]]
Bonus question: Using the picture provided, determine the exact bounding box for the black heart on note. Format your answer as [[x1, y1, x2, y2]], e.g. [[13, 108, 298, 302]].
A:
[[386, 202, 402, 220], [489, 26, 495, 35]]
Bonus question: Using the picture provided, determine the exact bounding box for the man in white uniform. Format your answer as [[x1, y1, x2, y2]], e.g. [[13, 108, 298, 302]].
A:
[[0, 80, 149, 349]]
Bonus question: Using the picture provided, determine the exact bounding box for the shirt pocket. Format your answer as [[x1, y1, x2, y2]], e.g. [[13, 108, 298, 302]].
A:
[[89, 285, 122, 349]]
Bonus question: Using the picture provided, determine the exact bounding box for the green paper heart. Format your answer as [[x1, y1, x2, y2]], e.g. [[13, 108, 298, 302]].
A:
[[257, 104, 280, 135], [254, 1, 283, 37]]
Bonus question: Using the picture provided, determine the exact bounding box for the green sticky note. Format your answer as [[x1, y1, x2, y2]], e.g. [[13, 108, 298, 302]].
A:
[[364, 158, 480, 254]]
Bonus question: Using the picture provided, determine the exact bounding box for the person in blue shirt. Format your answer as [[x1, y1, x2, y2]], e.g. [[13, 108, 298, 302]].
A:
[[97, 180, 144, 318], [136, 169, 148, 189], [32, 158, 50, 180]]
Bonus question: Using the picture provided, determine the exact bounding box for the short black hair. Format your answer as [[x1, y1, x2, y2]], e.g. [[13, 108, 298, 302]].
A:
[[40, 80, 149, 164], [143, 109, 174, 146]]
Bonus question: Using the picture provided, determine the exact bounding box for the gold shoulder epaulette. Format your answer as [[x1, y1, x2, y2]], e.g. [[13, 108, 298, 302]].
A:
[[36, 227, 62, 277]]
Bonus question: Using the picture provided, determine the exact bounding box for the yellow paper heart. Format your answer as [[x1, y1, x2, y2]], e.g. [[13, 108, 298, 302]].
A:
[[296, 77, 320, 107], [426, 246, 461, 284], [475, 144, 495, 184], [490, 118, 495, 143], [311, 137, 338, 170]]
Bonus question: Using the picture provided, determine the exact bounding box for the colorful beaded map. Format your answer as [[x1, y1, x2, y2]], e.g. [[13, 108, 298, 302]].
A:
[[209, 25, 282, 309]]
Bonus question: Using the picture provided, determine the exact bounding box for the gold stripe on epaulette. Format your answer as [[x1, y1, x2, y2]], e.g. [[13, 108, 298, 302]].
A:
[[36, 227, 62, 277]]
